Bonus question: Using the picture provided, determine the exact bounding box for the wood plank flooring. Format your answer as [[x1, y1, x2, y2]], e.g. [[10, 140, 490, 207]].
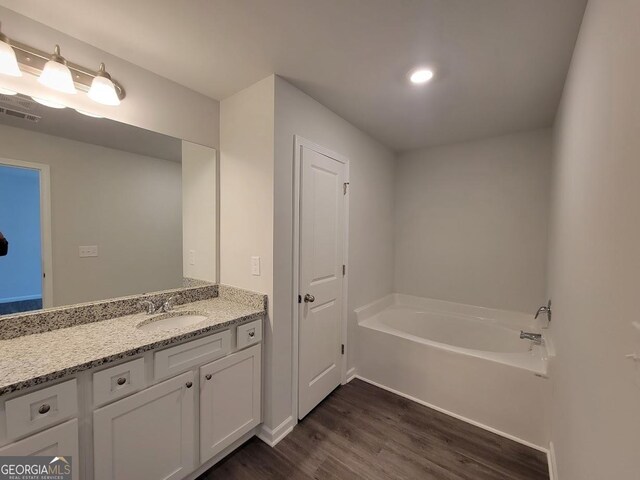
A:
[[199, 378, 549, 480]]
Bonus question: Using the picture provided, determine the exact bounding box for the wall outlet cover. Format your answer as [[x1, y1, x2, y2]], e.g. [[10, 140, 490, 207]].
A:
[[79, 245, 98, 258]]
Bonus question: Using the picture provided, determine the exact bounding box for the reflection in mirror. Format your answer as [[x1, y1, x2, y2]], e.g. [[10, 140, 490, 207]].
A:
[[0, 93, 217, 315]]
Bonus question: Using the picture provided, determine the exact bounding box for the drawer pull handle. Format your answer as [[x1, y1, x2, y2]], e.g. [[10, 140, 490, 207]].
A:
[[248, 331, 255, 338], [185, 381, 193, 389], [38, 404, 51, 415], [116, 377, 127, 386], [205, 374, 212, 380]]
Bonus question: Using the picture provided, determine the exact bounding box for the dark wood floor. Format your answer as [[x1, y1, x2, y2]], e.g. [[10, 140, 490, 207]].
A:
[[199, 379, 549, 480]]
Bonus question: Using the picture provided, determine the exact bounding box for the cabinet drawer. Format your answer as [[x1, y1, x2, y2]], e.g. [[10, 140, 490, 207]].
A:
[[236, 319, 262, 349], [154, 330, 231, 380], [5, 379, 78, 441], [93, 358, 145, 407], [0, 419, 79, 480]]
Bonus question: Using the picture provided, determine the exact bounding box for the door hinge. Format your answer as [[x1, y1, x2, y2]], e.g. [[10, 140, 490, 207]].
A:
[[298, 294, 302, 304], [342, 264, 346, 276], [341, 344, 345, 355], [343, 182, 349, 195]]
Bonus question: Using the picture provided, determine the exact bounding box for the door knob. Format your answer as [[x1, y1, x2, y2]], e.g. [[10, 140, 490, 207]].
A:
[[304, 294, 315, 303]]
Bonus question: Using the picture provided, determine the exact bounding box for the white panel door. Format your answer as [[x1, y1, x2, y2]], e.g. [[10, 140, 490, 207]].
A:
[[93, 371, 195, 480], [0, 419, 79, 480], [199, 344, 261, 463], [298, 145, 346, 419]]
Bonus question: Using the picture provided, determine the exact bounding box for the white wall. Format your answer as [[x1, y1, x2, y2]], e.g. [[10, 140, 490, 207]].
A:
[[273, 76, 396, 430], [395, 130, 552, 313], [548, 0, 640, 478], [182, 141, 217, 283], [219, 75, 275, 429], [0, 6, 219, 148], [219, 75, 396, 438], [0, 123, 182, 307]]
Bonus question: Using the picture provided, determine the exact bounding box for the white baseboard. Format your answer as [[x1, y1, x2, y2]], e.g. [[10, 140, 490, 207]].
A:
[[256, 415, 295, 447], [345, 367, 358, 383], [355, 375, 549, 454], [548, 441, 558, 480]]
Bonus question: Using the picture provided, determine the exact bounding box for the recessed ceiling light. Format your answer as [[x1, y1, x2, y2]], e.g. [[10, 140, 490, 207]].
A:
[[409, 68, 434, 85]]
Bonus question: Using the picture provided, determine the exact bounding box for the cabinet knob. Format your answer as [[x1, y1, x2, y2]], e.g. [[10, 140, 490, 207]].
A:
[[205, 374, 212, 380], [38, 404, 51, 414], [185, 381, 193, 389], [116, 377, 127, 386], [248, 331, 255, 338]]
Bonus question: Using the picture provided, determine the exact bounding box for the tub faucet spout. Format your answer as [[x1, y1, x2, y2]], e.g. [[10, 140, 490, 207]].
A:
[[520, 331, 543, 345]]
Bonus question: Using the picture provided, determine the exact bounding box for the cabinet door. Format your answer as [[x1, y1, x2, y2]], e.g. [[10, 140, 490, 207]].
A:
[[200, 344, 261, 463], [0, 419, 79, 480], [93, 371, 195, 480]]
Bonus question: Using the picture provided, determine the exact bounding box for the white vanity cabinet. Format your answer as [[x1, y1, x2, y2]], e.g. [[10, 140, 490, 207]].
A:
[[0, 316, 263, 480], [0, 419, 80, 480], [199, 343, 261, 463], [93, 371, 196, 480]]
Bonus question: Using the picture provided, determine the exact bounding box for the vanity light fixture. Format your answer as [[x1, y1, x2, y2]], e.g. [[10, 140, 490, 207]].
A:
[[0, 24, 126, 109], [38, 45, 77, 94], [409, 68, 434, 85], [0, 30, 22, 77], [88, 63, 120, 106]]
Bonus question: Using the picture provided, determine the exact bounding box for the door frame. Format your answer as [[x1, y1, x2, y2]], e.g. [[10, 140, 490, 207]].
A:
[[0, 157, 53, 309], [291, 135, 349, 421]]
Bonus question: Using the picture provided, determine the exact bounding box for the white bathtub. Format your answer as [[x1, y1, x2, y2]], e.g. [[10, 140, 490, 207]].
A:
[[355, 294, 551, 449]]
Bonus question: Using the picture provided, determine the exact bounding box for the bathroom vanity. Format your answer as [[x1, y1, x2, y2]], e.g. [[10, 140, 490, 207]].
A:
[[0, 285, 265, 480]]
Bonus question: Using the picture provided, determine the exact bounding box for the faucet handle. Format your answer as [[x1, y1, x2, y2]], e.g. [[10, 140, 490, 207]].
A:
[[535, 300, 552, 322], [139, 300, 156, 314], [162, 294, 182, 312]]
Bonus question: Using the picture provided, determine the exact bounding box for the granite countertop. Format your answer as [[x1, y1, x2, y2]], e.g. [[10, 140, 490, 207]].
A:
[[0, 297, 264, 396]]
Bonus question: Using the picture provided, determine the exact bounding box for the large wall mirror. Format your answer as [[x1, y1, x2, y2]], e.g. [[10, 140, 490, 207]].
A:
[[0, 93, 217, 315]]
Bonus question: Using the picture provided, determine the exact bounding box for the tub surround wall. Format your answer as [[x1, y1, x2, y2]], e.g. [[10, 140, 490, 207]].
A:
[[394, 130, 552, 314], [547, 0, 640, 477]]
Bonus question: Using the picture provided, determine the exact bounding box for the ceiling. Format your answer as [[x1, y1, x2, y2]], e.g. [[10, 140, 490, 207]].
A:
[[0, 0, 587, 152]]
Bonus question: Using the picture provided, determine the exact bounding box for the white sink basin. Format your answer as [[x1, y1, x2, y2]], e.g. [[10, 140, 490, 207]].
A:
[[137, 312, 208, 332]]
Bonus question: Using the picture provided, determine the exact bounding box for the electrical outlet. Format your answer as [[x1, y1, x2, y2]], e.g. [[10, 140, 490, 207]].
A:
[[189, 250, 196, 265], [251, 256, 261, 276], [79, 245, 98, 258]]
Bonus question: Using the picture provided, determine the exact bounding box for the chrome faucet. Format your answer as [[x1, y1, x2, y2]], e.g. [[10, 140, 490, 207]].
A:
[[520, 331, 543, 345], [139, 300, 157, 315], [160, 295, 181, 313], [535, 300, 552, 323]]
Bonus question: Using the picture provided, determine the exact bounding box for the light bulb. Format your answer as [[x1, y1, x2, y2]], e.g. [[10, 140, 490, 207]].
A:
[[409, 68, 434, 85], [38, 45, 77, 94], [0, 34, 22, 77], [31, 96, 66, 109], [88, 63, 120, 106]]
